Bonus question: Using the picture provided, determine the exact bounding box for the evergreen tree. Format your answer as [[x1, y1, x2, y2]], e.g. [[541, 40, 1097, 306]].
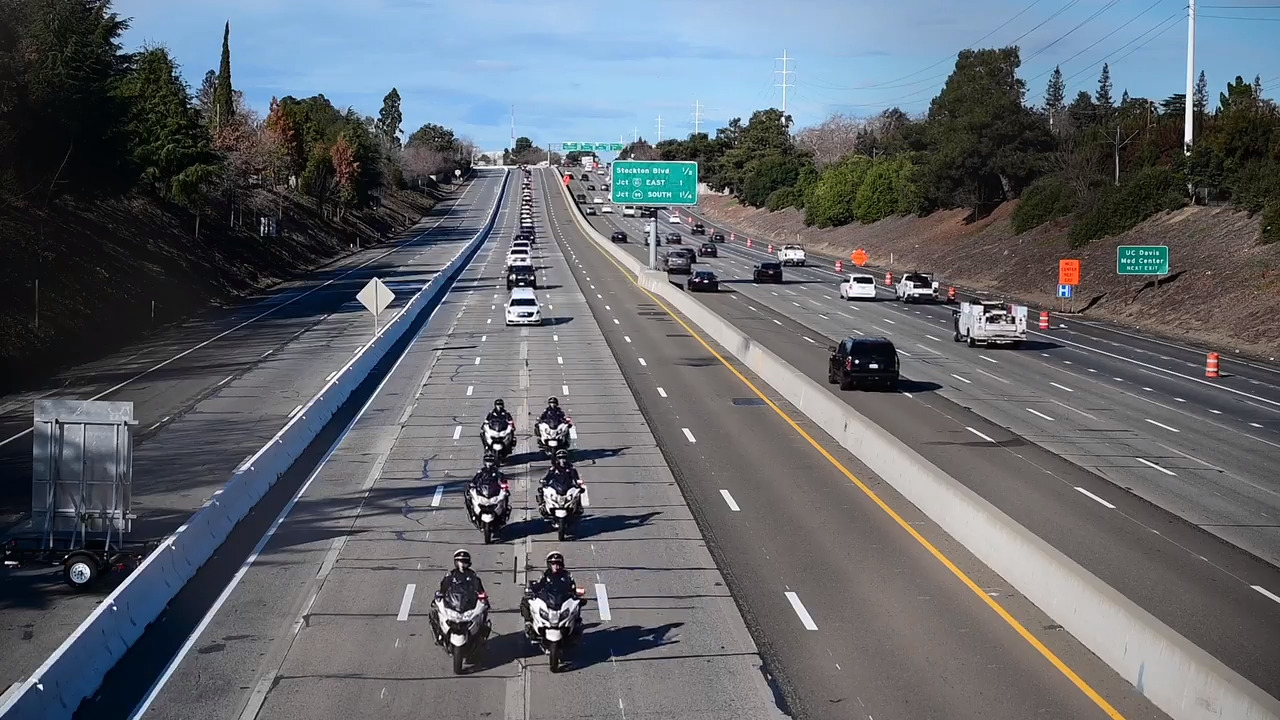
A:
[[1121, 89, 1131, 106], [196, 69, 217, 123], [1045, 66, 1066, 127], [1194, 70, 1208, 114], [213, 21, 234, 128], [375, 88, 403, 151], [1095, 63, 1114, 113]]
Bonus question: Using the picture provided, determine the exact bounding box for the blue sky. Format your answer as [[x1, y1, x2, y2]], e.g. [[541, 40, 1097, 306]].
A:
[[116, 0, 1279, 153]]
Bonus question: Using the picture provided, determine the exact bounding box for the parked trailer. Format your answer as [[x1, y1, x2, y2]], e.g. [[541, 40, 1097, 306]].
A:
[[2, 399, 154, 590]]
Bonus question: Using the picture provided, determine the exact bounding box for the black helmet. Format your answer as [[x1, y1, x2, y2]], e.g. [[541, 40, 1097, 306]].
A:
[[454, 549, 471, 571], [546, 551, 565, 572], [546, 396, 559, 407], [554, 449, 570, 467], [493, 399, 505, 409], [483, 453, 497, 468]]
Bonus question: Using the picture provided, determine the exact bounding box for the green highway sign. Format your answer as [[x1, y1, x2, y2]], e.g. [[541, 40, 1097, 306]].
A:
[[562, 142, 624, 152], [610, 161, 699, 206], [1117, 245, 1170, 275]]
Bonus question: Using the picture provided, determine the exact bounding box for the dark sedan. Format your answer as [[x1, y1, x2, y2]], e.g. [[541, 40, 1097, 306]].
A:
[[688, 270, 719, 292], [753, 261, 783, 283], [698, 242, 717, 257], [691, 223, 706, 235], [711, 232, 726, 243], [611, 230, 628, 243], [665, 232, 682, 245]]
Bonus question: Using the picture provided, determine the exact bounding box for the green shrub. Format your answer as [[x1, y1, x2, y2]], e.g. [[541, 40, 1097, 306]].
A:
[[1263, 201, 1280, 244], [1069, 166, 1186, 245], [1225, 158, 1280, 213], [1012, 177, 1076, 234], [765, 186, 800, 212], [853, 162, 898, 223]]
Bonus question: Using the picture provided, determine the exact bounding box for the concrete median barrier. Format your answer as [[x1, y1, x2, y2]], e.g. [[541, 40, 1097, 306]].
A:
[[1, 170, 511, 720], [551, 169, 1280, 720]]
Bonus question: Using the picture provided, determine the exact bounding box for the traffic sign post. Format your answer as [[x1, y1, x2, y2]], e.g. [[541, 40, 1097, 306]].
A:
[[356, 277, 395, 336], [1117, 245, 1170, 276], [851, 248, 868, 267], [1058, 258, 1081, 286], [611, 161, 699, 206], [1057, 284, 1074, 299]]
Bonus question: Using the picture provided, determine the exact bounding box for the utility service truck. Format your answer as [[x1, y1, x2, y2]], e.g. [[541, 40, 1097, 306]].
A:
[[953, 300, 1027, 347], [777, 244, 807, 266]]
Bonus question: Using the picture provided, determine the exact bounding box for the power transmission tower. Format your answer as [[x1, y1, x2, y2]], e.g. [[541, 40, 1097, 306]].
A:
[[656, 115, 663, 143], [693, 100, 703, 135], [775, 50, 793, 116]]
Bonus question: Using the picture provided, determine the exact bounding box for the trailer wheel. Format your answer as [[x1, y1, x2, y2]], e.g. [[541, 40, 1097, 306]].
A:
[[63, 553, 100, 591]]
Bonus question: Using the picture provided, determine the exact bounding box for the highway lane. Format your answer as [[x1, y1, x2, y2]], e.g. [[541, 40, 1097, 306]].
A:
[[0, 173, 495, 529], [558, 176, 1280, 701], [90, 169, 786, 720], [572, 179, 1280, 569], [537, 169, 1166, 719], [0, 170, 509, 697]]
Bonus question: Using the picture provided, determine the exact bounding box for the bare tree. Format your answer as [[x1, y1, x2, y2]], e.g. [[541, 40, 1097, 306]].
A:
[[402, 145, 451, 182], [794, 113, 861, 167]]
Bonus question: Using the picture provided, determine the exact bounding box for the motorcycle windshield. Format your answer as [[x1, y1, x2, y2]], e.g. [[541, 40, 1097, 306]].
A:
[[476, 479, 504, 497], [535, 582, 575, 608], [487, 418, 509, 433], [545, 474, 576, 493], [445, 586, 479, 613]]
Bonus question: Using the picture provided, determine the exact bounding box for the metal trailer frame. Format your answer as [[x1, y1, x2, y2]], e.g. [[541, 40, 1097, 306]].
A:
[[2, 399, 154, 590]]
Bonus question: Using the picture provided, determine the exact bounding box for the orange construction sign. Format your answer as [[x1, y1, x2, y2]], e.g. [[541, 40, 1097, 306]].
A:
[[1059, 258, 1081, 286], [851, 248, 869, 266]]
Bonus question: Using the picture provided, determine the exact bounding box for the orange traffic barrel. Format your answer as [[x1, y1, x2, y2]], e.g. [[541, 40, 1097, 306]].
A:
[[885, 272, 893, 286], [1039, 311, 1050, 330], [1206, 352, 1220, 378]]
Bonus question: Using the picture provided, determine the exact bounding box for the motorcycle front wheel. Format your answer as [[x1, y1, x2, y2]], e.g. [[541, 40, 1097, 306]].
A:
[[483, 524, 493, 545], [452, 645, 465, 675], [548, 641, 562, 673], [557, 523, 567, 542]]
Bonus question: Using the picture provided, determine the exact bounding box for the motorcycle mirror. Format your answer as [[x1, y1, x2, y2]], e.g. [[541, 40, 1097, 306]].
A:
[[500, 482, 510, 490], [575, 587, 586, 597], [477, 592, 488, 600]]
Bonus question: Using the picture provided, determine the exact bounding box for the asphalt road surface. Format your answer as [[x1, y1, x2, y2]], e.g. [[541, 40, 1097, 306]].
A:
[[75, 167, 1173, 720], [563, 172, 1280, 702], [0, 169, 510, 695]]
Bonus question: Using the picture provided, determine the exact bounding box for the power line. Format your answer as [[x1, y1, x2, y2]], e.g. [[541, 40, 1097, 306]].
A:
[[1024, 0, 1167, 85], [1199, 13, 1280, 19], [1022, 0, 1125, 64], [1200, 3, 1280, 6]]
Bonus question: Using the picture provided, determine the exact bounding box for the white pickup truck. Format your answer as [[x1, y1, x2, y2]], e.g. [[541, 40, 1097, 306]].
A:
[[777, 244, 807, 266], [895, 272, 939, 303], [953, 301, 1027, 347], [838, 273, 878, 300]]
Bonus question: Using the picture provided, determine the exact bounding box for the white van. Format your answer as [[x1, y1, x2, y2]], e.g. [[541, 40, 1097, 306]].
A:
[[505, 287, 543, 326], [622, 205, 637, 217]]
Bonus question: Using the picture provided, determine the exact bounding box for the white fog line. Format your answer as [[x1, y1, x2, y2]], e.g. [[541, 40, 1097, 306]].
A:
[[657, 387, 668, 398], [595, 583, 612, 621], [966, 427, 997, 443], [1026, 408, 1055, 421], [682, 428, 697, 443], [1074, 487, 1116, 509], [287, 405, 303, 419], [720, 489, 741, 511], [1144, 418, 1180, 433], [217, 375, 234, 386], [452, 426, 462, 440], [431, 485, 444, 506], [1137, 457, 1177, 476], [784, 591, 819, 631], [1049, 382, 1074, 393], [396, 584, 416, 621], [1251, 585, 1280, 605]]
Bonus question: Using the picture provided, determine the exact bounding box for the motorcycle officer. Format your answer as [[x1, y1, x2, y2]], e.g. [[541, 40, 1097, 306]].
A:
[[429, 549, 489, 646], [520, 551, 578, 638], [537, 396, 569, 428], [466, 453, 511, 526], [486, 399, 513, 426], [537, 450, 582, 514]]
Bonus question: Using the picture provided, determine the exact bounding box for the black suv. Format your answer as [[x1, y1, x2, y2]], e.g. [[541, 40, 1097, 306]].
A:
[[580, 173, 589, 181], [575, 193, 586, 202], [753, 261, 783, 283], [691, 223, 706, 235], [507, 264, 537, 290], [665, 232, 682, 245], [698, 242, 717, 257], [611, 231, 627, 243], [711, 231, 726, 243], [828, 337, 899, 390]]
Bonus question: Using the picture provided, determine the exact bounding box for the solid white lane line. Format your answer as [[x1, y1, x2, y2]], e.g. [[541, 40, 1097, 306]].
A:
[[1144, 418, 1180, 433], [474, 357, 481, 365], [784, 591, 819, 631], [595, 583, 612, 621], [1074, 487, 1116, 509], [1137, 457, 1177, 476], [287, 404, 303, 418], [452, 426, 462, 440], [980, 355, 999, 364], [431, 485, 444, 506], [397, 584, 416, 621], [1049, 382, 1074, 392], [638, 357, 647, 366], [682, 428, 696, 443], [720, 489, 741, 511], [967, 427, 997, 443], [466, 385, 474, 396], [657, 387, 667, 398], [324, 371, 338, 382], [1252, 585, 1280, 605], [217, 375, 233, 386], [1026, 408, 1055, 421], [950, 373, 972, 384]]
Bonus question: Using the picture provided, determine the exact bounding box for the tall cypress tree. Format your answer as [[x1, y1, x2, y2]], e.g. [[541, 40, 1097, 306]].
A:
[[1095, 63, 1114, 113], [1045, 65, 1066, 129], [213, 21, 234, 128]]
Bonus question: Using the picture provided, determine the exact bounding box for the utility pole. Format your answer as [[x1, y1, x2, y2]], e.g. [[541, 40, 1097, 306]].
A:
[[656, 115, 663, 143], [633, 127, 639, 143], [775, 49, 793, 117], [693, 100, 703, 135], [1103, 125, 1141, 185], [1183, 0, 1195, 153]]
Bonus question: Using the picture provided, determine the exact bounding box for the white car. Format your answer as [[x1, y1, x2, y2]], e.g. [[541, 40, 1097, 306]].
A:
[[505, 287, 543, 326], [643, 221, 655, 235], [592, 197, 604, 204], [601, 205, 613, 213], [507, 255, 533, 270], [506, 247, 531, 263], [622, 205, 637, 217], [510, 240, 531, 253], [839, 273, 878, 300], [667, 213, 680, 224]]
